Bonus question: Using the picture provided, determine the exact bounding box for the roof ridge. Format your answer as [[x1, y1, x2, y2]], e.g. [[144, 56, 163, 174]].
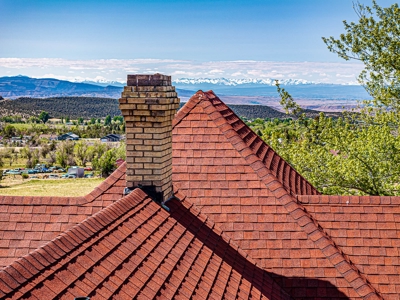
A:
[[0, 188, 149, 298], [171, 184, 294, 300], [172, 90, 205, 129], [174, 90, 318, 196]]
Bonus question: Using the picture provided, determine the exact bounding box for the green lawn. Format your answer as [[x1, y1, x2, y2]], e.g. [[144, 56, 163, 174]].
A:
[[0, 178, 104, 197], [8, 123, 67, 130]]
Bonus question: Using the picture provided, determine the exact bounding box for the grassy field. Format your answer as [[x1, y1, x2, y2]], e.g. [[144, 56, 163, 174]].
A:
[[10, 123, 67, 130], [0, 177, 104, 197]]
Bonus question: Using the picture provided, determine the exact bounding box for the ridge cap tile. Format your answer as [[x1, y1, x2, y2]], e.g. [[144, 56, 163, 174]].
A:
[[21, 255, 44, 271], [14, 260, 37, 277], [4, 266, 26, 285], [173, 90, 206, 128], [0, 272, 19, 290]]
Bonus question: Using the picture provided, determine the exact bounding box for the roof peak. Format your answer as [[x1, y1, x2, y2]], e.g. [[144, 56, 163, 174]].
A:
[[174, 90, 319, 196]]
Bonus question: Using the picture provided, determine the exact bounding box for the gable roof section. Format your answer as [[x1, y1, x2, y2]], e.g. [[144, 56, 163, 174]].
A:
[[0, 188, 292, 300], [173, 90, 319, 197], [0, 163, 126, 269]]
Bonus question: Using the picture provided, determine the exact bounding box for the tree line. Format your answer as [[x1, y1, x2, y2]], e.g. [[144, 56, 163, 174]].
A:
[[0, 97, 121, 119]]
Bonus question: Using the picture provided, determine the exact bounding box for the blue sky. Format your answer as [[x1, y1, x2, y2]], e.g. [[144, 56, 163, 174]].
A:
[[0, 0, 395, 83]]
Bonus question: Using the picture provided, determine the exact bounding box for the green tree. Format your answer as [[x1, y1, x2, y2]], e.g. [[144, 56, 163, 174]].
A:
[[26, 149, 39, 168], [266, 80, 400, 196], [19, 146, 32, 161], [92, 148, 117, 177], [258, 1, 400, 196], [3, 148, 17, 167], [40, 144, 50, 159], [115, 141, 126, 161], [3, 125, 16, 138], [113, 116, 123, 123], [55, 141, 75, 168], [73, 140, 89, 166], [38, 111, 50, 124], [104, 115, 112, 126], [322, 0, 400, 109]]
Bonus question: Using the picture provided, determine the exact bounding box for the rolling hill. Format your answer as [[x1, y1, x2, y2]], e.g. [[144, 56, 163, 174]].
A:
[[0, 96, 342, 120]]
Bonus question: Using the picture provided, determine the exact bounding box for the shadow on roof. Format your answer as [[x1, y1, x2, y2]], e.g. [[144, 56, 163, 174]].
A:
[[167, 199, 350, 299]]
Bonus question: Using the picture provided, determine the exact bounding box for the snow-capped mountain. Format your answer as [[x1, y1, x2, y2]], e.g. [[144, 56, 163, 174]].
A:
[[77, 77, 317, 88], [172, 77, 316, 86], [79, 79, 126, 87], [0, 75, 371, 101]]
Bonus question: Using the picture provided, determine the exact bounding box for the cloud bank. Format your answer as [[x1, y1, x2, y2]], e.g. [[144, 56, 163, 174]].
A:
[[0, 58, 364, 85]]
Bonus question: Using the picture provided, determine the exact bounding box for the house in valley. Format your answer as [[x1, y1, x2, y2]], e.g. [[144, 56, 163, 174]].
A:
[[100, 133, 122, 142], [57, 132, 79, 141]]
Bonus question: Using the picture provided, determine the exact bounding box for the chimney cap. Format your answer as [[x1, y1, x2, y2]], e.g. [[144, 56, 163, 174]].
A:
[[127, 74, 171, 87]]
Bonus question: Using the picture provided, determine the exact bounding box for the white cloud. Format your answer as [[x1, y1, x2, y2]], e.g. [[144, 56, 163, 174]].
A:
[[0, 58, 365, 84], [336, 73, 356, 78], [208, 69, 225, 74]]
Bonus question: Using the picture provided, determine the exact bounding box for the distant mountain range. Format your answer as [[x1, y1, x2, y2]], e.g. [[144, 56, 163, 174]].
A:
[[84, 77, 315, 87], [0, 76, 372, 104], [0, 76, 123, 99], [81, 77, 371, 101], [174, 77, 314, 86]]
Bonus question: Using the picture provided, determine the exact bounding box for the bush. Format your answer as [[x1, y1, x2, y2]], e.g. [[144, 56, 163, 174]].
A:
[[21, 173, 29, 179]]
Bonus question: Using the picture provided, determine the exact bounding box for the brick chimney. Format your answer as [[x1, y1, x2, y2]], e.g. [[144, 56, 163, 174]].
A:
[[119, 74, 180, 202]]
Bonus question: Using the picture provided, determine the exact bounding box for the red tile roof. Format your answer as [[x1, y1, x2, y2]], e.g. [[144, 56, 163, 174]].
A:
[[0, 163, 126, 269], [0, 188, 292, 300], [172, 91, 385, 299], [173, 90, 319, 197], [0, 89, 398, 299], [299, 195, 400, 299]]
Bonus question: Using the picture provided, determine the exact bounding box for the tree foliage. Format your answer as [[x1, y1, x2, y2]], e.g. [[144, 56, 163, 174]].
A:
[[275, 80, 303, 115], [251, 1, 400, 196], [255, 109, 400, 195], [322, 0, 400, 108], [55, 141, 75, 168], [38, 111, 50, 124], [73, 140, 90, 167], [91, 142, 126, 177], [104, 115, 111, 126]]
